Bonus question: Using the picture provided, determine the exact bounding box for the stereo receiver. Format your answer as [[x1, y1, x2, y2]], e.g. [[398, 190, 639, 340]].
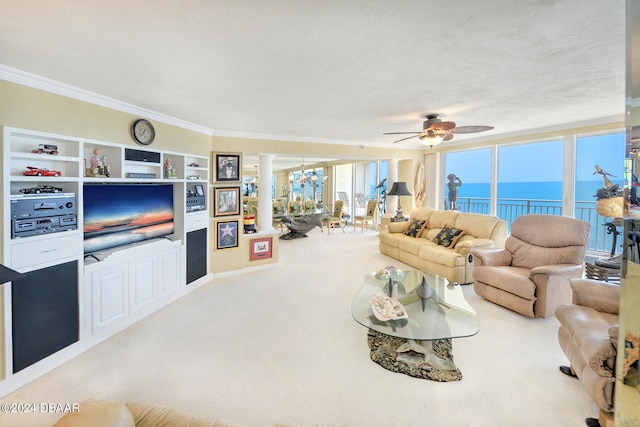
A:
[[10, 194, 77, 238]]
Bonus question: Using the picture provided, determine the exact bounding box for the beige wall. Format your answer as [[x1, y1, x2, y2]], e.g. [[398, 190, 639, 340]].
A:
[[0, 81, 211, 152]]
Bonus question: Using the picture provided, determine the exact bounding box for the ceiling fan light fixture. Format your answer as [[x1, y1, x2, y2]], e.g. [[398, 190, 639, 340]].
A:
[[419, 133, 445, 148]]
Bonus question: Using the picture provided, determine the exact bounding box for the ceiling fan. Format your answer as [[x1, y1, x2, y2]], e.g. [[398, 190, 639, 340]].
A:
[[384, 114, 494, 147]]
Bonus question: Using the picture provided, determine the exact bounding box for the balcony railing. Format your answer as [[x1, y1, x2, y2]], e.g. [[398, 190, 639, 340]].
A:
[[456, 197, 616, 254]]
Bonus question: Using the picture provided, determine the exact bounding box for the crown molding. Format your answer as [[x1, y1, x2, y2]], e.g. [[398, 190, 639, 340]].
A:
[[0, 65, 215, 136], [210, 128, 411, 149]]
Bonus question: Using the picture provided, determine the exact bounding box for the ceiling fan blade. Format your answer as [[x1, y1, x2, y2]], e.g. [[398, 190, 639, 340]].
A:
[[451, 125, 494, 134], [443, 133, 454, 141], [383, 131, 420, 135], [391, 134, 421, 144], [430, 121, 456, 132]]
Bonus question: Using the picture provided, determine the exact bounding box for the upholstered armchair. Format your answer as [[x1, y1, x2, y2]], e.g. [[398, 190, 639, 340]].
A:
[[353, 199, 378, 233], [472, 214, 590, 318], [288, 200, 303, 217], [304, 199, 316, 213], [272, 198, 287, 231], [322, 200, 345, 234], [556, 278, 620, 426]]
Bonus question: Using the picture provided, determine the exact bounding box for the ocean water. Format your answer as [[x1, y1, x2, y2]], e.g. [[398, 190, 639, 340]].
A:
[[453, 180, 625, 202], [450, 180, 625, 254]]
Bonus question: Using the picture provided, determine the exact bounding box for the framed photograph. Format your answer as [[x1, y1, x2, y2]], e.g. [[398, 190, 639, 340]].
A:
[[214, 153, 241, 182], [250, 237, 273, 261], [215, 220, 239, 250], [213, 186, 240, 217], [194, 184, 205, 196]]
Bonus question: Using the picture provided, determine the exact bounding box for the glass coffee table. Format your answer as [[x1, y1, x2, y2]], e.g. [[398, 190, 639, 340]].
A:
[[351, 269, 480, 381]]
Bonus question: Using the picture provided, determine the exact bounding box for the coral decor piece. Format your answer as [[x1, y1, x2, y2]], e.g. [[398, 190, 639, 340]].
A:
[[414, 164, 425, 207], [369, 292, 407, 321]]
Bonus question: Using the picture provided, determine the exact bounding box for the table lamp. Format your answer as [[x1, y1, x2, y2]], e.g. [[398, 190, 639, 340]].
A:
[[387, 181, 412, 219]]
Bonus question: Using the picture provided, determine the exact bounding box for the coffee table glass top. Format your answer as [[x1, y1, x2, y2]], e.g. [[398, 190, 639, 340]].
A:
[[351, 269, 480, 341]]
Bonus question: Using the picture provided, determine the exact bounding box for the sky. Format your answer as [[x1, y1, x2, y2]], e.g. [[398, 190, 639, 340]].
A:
[[445, 133, 625, 183]]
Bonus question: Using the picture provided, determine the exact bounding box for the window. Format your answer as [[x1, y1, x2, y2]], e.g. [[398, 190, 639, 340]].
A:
[[444, 149, 491, 213], [574, 133, 625, 253], [441, 131, 624, 254], [497, 140, 563, 223]]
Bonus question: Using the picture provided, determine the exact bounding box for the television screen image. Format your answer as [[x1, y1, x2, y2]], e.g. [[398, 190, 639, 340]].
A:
[[83, 184, 174, 254]]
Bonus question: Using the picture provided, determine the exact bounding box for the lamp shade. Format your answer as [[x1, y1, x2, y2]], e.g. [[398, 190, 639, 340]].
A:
[[387, 181, 412, 196]]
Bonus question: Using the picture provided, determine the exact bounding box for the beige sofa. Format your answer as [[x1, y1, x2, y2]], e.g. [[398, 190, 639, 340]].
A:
[[379, 207, 508, 284], [53, 398, 316, 427]]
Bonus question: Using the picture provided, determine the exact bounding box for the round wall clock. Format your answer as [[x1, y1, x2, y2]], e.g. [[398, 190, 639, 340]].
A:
[[131, 119, 155, 145]]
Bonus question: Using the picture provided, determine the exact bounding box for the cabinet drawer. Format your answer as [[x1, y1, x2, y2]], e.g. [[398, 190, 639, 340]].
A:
[[185, 211, 208, 231], [11, 234, 79, 270]]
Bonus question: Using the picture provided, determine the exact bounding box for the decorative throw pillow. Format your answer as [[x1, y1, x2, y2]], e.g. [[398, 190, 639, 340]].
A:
[[433, 225, 466, 248], [404, 219, 427, 237]]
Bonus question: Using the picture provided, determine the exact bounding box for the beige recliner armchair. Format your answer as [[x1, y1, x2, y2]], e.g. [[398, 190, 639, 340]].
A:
[[472, 214, 590, 318], [556, 278, 619, 427]]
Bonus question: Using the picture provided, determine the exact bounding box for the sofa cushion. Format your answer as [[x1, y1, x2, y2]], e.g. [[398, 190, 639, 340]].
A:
[[433, 225, 466, 248], [473, 265, 536, 299], [388, 221, 409, 233], [410, 207, 434, 221], [455, 213, 500, 239], [404, 219, 427, 237], [454, 235, 495, 251], [53, 399, 135, 427], [428, 210, 459, 228], [419, 244, 466, 267], [423, 228, 441, 240], [399, 235, 436, 253]]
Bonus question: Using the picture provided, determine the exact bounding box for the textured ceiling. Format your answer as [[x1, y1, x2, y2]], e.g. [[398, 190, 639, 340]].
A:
[[0, 0, 626, 151]]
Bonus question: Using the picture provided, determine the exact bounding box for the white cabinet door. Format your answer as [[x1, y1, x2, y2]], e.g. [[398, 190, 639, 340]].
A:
[[129, 255, 158, 313], [91, 265, 128, 334], [158, 247, 181, 298]]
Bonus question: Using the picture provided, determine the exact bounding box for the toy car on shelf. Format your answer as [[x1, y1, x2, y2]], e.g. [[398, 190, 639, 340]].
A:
[[23, 166, 62, 177], [31, 144, 59, 155], [19, 185, 64, 194]]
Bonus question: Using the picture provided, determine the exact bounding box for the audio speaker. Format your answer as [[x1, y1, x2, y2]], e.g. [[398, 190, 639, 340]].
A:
[[124, 148, 161, 163]]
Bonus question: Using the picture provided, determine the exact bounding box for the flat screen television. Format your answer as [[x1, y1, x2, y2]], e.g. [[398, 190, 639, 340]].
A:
[[83, 183, 174, 254]]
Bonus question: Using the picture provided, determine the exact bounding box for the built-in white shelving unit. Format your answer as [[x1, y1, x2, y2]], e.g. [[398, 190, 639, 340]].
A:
[[1, 127, 211, 396]]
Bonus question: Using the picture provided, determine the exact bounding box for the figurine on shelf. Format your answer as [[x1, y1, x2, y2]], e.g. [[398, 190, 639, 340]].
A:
[[164, 157, 176, 179], [89, 148, 110, 177]]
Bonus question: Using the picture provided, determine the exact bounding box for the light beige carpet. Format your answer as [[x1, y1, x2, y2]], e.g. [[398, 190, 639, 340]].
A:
[[1, 228, 598, 426]]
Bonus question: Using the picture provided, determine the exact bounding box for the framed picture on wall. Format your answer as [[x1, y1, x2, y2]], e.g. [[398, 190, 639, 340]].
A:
[[214, 152, 241, 183], [250, 237, 273, 261], [215, 220, 239, 250], [213, 186, 240, 217]]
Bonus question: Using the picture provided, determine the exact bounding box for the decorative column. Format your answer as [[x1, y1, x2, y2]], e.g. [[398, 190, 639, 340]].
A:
[[258, 154, 273, 232]]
